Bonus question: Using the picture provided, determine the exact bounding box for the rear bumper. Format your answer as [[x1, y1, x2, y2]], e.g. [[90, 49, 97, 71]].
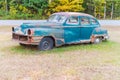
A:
[[12, 33, 43, 45], [104, 35, 109, 40], [91, 34, 109, 42]]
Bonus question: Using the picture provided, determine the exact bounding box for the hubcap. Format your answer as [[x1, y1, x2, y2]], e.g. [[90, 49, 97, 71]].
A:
[[95, 38, 100, 43], [42, 41, 50, 50]]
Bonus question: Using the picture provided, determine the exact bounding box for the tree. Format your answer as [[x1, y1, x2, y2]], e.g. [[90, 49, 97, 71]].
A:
[[114, 0, 120, 19], [83, 0, 106, 19], [9, 0, 48, 19], [106, 0, 120, 19], [0, 0, 120, 19], [83, 0, 94, 15], [5, 0, 8, 14], [0, 0, 10, 14], [48, 0, 84, 15]]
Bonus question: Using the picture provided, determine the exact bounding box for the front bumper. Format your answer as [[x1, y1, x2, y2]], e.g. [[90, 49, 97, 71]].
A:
[[12, 33, 43, 45]]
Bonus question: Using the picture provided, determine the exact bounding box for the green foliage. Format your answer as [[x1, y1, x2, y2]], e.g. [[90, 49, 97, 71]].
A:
[[83, 0, 106, 19], [0, 0, 119, 19], [0, 0, 49, 19], [48, 0, 84, 15]]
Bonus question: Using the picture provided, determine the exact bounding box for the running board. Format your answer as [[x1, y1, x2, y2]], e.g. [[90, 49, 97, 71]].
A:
[[66, 39, 91, 45]]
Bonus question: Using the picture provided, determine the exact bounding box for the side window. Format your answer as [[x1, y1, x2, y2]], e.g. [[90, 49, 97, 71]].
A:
[[66, 16, 79, 25], [80, 17, 90, 25], [90, 18, 98, 25]]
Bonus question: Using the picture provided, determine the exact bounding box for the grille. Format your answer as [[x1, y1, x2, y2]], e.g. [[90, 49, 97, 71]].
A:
[[13, 33, 28, 41]]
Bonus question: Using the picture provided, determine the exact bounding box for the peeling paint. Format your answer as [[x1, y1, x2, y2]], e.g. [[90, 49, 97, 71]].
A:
[[12, 12, 108, 47]]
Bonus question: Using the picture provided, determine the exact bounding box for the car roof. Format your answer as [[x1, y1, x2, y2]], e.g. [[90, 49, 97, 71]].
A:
[[53, 12, 95, 18]]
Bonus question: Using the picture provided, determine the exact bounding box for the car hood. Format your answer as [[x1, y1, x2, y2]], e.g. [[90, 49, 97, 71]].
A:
[[20, 22, 62, 29], [17, 22, 63, 35]]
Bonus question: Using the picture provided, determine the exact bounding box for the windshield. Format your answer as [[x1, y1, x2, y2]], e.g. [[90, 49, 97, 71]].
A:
[[48, 14, 66, 23]]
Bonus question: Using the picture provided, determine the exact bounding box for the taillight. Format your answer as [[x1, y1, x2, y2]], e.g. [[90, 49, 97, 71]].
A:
[[27, 29, 34, 35]]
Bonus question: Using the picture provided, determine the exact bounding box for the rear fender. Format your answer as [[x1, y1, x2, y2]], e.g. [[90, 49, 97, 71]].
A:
[[91, 28, 108, 42]]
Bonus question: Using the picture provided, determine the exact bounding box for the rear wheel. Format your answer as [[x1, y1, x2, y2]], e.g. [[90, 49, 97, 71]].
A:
[[93, 37, 102, 44], [38, 37, 54, 50]]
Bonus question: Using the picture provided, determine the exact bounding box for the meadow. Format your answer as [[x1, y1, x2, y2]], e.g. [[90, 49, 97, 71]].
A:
[[0, 26, 120, 80]]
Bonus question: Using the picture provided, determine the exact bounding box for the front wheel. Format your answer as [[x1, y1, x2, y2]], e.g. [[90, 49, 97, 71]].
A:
[[38, 37, 54, 51]]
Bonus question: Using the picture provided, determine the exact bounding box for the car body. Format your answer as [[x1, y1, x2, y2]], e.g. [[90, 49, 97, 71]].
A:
[[12, 12, 109, 50]]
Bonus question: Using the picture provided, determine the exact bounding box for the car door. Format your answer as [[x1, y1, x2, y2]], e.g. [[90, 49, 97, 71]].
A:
[[79, 17, 98, 40], [64, 16, 81, 43]]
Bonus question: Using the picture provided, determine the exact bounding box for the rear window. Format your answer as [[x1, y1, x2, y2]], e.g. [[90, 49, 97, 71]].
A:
[[80, 17, 90, 25], [90, 18, 98, 25]]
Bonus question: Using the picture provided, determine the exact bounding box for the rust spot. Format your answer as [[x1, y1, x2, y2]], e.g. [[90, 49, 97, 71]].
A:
[[91, 35, 95, 42], [28, 36, 34, 43]]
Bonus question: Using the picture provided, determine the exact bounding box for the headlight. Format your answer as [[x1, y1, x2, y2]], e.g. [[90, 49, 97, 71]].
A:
[[12, 26, 21, 33], [27, 29, 34, 35]]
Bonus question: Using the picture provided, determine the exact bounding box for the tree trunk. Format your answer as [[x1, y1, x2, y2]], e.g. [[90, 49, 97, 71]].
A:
[[49, 0, 52, 4], [111, 2, 114, 19], [5, 0, 8, 14], [104, 3, 106, 19]]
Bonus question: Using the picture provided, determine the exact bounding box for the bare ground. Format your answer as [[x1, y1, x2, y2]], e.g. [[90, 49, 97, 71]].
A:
[[103, 25, 120, 43], [0, 26, 120, 80]]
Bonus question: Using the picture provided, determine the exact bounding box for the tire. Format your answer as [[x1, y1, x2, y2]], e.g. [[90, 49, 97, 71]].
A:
[[93, 37, 102, 44], [19, 43, 26, 46], [103, 37, 108, 42], [38, 37, 54, 51]]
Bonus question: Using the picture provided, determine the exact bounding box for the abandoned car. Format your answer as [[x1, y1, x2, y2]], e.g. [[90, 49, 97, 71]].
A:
[[12, 12, 109, 50]]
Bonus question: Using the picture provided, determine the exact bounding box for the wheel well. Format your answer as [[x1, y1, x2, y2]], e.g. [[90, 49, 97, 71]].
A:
[[97, 36, 104, 40], [43, 36, 55, 46]]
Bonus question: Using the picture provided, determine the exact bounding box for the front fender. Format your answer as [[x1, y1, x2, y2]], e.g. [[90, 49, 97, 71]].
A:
[[33, 27, 65, 46]]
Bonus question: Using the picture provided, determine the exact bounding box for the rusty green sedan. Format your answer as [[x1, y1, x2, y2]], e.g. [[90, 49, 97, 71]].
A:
[[12, 12, 109, 50]]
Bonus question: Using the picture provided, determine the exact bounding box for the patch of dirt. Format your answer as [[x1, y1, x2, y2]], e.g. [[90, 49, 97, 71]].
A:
[[0, 25, 120, 80], [0, 52, 120, 80], [103, 26, 120, 43]]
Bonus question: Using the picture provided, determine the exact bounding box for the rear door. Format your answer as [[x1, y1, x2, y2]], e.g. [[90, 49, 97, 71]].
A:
[[79, 17, 98, 40]]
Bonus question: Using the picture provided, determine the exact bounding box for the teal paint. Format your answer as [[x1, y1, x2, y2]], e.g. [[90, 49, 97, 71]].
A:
[[12, 12, 108, 46]]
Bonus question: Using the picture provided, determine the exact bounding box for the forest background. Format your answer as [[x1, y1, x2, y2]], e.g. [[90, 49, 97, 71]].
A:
[[0, 0, 120, 19]]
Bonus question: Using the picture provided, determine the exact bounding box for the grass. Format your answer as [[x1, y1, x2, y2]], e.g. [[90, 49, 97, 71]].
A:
[[6, 41, 117, 55], [0, 25, 117, 55], [1, 26, 120, 80]]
